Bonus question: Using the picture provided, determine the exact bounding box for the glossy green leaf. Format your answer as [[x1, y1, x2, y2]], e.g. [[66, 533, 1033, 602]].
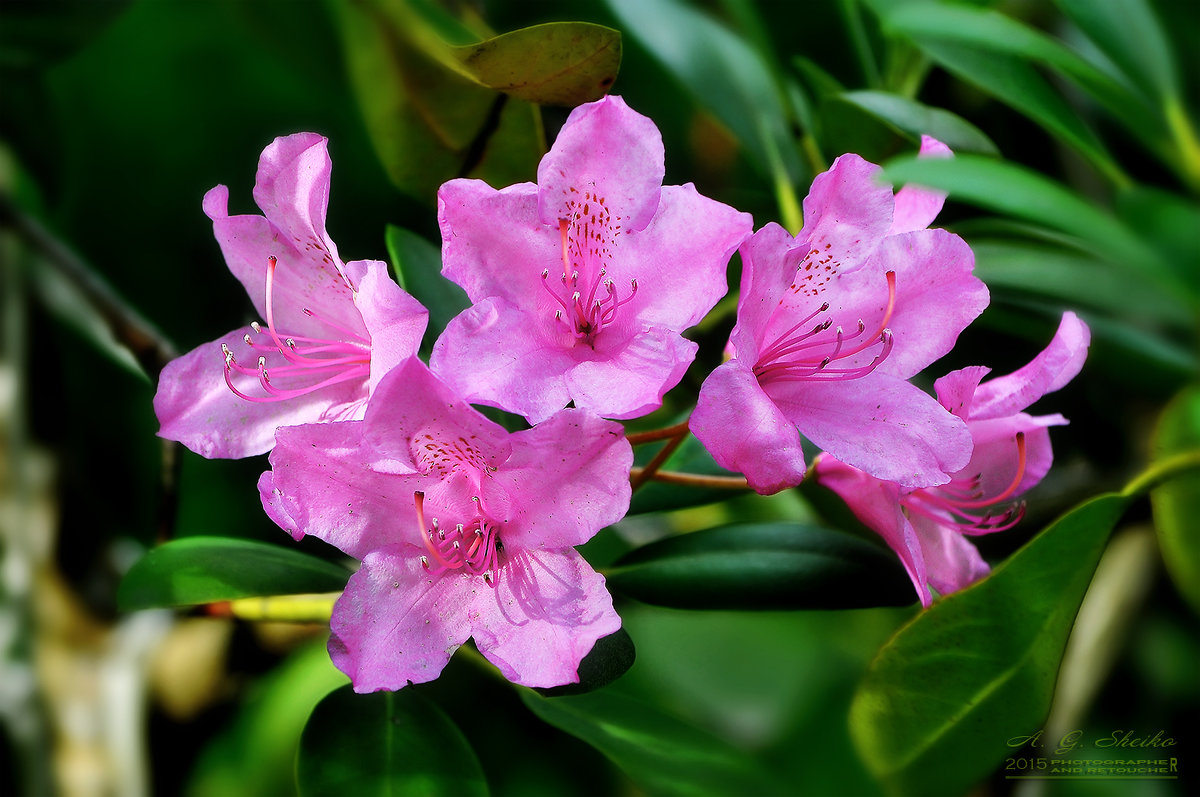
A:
[[881, 155, 1185, 298], [447, 22, 620, 106], [117, 537, 351, 611], [385, 224, 469, 354], [607, 522, 914, 610], [1151, 386, 1200, 616], [835, 90, 998, 155], [535, 628, 637, 697], [298, 685, 487, 797], [877, 3, 1139, 182], [850, 493, 1130, 797], [606, 0, 803, 181], [1055, 0, 1179, 102], [187, 641, 348, 797], [520, 689, 784, 797], [331, 0, 542, 202]]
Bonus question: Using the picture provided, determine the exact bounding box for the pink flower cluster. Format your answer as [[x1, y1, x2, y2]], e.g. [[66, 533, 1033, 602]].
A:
[[154, 97, 1088, 691]]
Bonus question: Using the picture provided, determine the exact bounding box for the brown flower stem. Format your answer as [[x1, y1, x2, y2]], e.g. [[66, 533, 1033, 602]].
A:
[[629, 467, 750, 490], [629, 428, 689, 491], [626, 419, 689, 445]]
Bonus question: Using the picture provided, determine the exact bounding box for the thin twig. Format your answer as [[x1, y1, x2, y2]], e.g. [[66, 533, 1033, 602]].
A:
[[626, 419, 689, 445], [630, 430, 688, 491], [630, 467, 750, 490]]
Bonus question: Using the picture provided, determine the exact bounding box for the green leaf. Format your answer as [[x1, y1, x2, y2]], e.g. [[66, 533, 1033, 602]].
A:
[[186, 641, 348, 797], [835, 90, 998, 155], [881, 155, 1187, 299], [1151, 386, 1200, 616], [331, 0, 542, 202], [298, 685, 488, 797], [606, 522, 914, 610], [849, 493, 1131, 796], [535, 628, 637, 697], [117, 537, 351, 611], [1055, 0, 1179, 102], [520, 689, 784, 797], [877, 3, 1139, 182], [447, 22, 621, 106], [384, 224, 469, 354], [606, 0, 804, 182]]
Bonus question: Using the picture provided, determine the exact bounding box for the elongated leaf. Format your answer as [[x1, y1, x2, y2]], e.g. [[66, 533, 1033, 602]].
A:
[[850, 493, 1130, 796], [447, 22, 620, 106], [520, 689, 784, 797], [835, 90, 997, 155], [299, 685, 487, 797], [607, 522, 914, 610], [881, 155, 1186, 298], [877, 4, 1141, 180], [117, 537, 351, 611], [1055, 0, 1179, 102], [1151, 387, 1200, 616], [385, 224, 469, 354], [606, 0, 803, 181]]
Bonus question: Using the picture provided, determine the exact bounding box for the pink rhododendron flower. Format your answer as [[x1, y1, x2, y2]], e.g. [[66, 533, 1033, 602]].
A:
[[815, 312, 1090, 606], [154, 133, 428, 458], [259, 358, 632, 691], [691, 137, 988, 494], [431, 95, 753, 424]]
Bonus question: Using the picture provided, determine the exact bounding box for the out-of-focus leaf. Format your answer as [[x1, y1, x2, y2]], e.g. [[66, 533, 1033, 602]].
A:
[[971, 240, 1193, 329], [0, 0, 131, 71], [535, 628, 636, 697], [331, 0, 542, 202], [117, 537, 351, 611], [1151, 386, 1200, 616], [877, 3, 1144, 181], [298, 685, 487, 797], [606, 0, 803, 182], [385, 224, 469, 354], [881, 155, 1187, 299], [1115, 186, 1200, 299], [850, 493, 1131, 797], [520, 689, 785, 797], [607, 522, 914, 610], [835, 90, 998, 155], [447, 22, 620, 106], [1055, 0, 1179, 102], [186, 641, 347, 797]]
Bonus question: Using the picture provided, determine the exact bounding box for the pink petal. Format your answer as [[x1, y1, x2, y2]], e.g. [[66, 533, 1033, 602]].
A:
[[728, 223, 807, 359], [691, 360, 808, 494], [563, 326, 698, 421], [889, 135, 953, 235], [612, 183, 751, 330], [969, 312, 1091, 419], [154, 328, 365, 459], [537, 96, 665, 233], [430, 298, 576, 424], [959, 413, 1065, 500], [438, 180, 549, 306], [267, 421, 427, 560], [328, 549, 476, 692], [797, 154, 895, 277], [363, 358, 512, 477], [835, 229, 989, 379], [343, 259, 428, 394], [473, 548, 622, 688], [910, 512, 990, 598], [933, 366, 991, 420], [814, 455, 930, 606], [251, 133, 342, 270], [489, 410, 632, 550], [769, 372, 972, 489]]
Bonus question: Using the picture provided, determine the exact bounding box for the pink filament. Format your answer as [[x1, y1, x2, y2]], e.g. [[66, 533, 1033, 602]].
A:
[[541, 218, 637, 344], [753, 272, 896, 384], [221, 255, 371, 403], [415, 491, 502, 587], [905, 432, 1029, 535]]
